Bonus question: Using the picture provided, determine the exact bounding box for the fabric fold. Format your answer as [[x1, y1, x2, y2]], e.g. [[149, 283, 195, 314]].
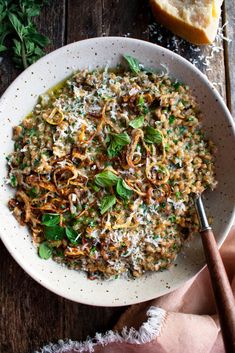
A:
[[37, 226, 235, 353]]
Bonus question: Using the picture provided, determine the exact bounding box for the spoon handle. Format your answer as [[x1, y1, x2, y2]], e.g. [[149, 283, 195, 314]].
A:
[[194, 195, 235, 353], [200, 229, 235, 353]]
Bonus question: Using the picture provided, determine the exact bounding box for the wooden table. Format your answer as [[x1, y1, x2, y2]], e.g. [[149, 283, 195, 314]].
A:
[[0, 1, 234, 352]]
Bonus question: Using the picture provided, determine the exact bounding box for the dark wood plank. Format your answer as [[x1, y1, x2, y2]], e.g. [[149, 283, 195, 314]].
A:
[[67, 0, 103, 42], [62, 302, 124, 341], [67, 0, 150, 42], [0, 56, 19, 97], [34, 0, 67, 52], [223, 0, 235, 114], [101, 0, 150, 39], [0, 241, 65, 353]]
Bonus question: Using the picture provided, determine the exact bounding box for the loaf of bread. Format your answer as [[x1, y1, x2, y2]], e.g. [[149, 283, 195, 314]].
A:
[[149, 0, 223, 45]]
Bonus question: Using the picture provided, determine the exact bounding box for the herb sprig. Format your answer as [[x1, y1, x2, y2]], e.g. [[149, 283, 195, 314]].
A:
[[107, 132, 131, 158], [0, 0, 50, 69]]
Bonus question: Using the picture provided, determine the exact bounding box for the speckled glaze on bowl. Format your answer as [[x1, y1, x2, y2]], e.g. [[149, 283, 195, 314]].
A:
[[0, 37, 235, 307]]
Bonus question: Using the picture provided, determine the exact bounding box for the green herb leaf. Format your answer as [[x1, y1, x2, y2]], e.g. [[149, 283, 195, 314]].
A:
[[42, 213, 60, 226], [100, 195, 116, 214], [124, 55, 141, 74], [28, 186, 38, 198], [38, 242, 52, 260], [169, 115, 175, 124], [95, 170, 119, 188], [138, 96, 149, 114], [144, 126, 162, 144], [178, 126, 187, 135], [44, 225, 65, 240], [116, 179, 133, 200], [0, 44, 7, 52], [8, 13, 26, 41], [165, 142, 170, 152], [169, 215, 176, 223], [10, 174, 17, 187], [175, 191, 181, 199], [28, 127, 37, 137], [65, 226, 79, 245], [19, 162, 27, 170], [91, 184, 100, 192], [129, 116, 145, 129], [90, 246, 96, 254], [27, 31, 50, 47], [172, 81, 180, 90], [107, 132, 131, 158], [0, 1, 49, 69]]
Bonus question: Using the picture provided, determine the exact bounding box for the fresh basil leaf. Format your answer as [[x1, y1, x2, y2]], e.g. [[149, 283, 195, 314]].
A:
[[38, 242, 52, 260], [12, 38, 21, 56], [65, 226, 79, 245], [92, 184, 100, 192], [27, 31, 50, 47], [123, 55, 154, 74], [42, 213, 60, 226], [1, 1, 49, 69], [44, 225, 65, 240], [8, 13, 26, 40], [144, 126, 162, 144], [25, 6, 41, 18], [100, 195, 116, 215], [95, 170, 119, 187], [116, 179, 133, 200], [129, 116, 144, 129], [107, 132, 131, 158], [124, 55, 141, 74]]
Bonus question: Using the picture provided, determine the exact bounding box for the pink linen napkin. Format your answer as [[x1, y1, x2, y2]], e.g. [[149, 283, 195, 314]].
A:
[[38, 225, 235, 353]]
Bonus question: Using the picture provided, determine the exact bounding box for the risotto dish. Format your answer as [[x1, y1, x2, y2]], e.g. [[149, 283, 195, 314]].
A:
[[7, 56, 217, 279]]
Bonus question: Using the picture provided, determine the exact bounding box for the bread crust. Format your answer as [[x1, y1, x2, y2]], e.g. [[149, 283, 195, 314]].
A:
[[149, 0, 220, 45]]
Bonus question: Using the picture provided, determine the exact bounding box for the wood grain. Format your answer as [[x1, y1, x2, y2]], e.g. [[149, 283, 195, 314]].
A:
[[200, 229, 235, 353], [223, 0, 235, 114], [0, 1, 234, 352], [34, 0, 67, 51], [101, 0, 150, 38], [67, 0, 103, 41]]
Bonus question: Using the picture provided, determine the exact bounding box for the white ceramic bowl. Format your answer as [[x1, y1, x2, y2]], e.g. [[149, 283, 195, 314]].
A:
[[0, 37, 235, 306]]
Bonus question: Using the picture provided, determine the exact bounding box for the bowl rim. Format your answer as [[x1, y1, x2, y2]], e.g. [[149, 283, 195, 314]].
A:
[[1, 36, 235, 306]]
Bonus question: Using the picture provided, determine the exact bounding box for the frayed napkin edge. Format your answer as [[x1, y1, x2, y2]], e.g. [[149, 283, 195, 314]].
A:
[[36, 306, 166, 353]]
